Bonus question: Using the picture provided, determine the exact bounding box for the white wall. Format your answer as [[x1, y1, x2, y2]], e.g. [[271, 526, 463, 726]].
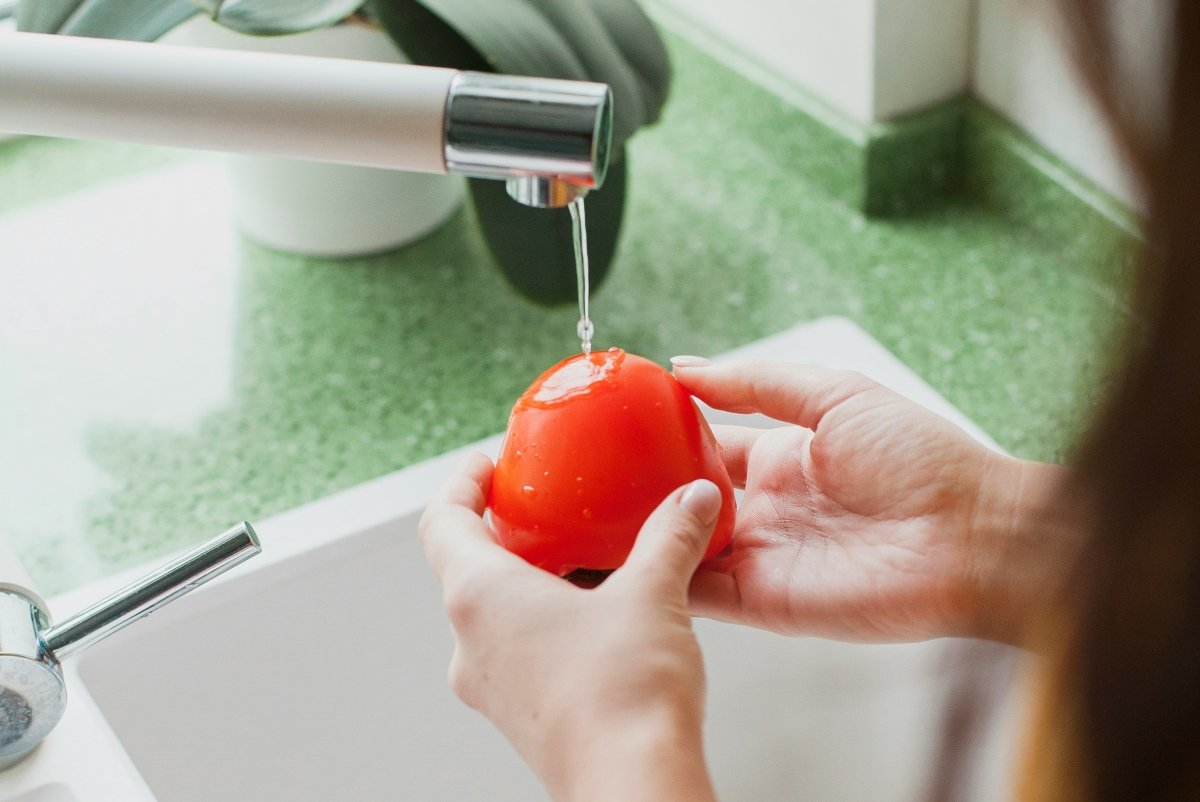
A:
[[873, 0, 972, 119], [972, 0, 1151, 208], [654, 0, 878, 124], [654, 0, 973, 124]]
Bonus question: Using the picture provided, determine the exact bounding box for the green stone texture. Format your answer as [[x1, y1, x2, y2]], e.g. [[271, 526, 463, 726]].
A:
[[0, 27, 1134, 594]]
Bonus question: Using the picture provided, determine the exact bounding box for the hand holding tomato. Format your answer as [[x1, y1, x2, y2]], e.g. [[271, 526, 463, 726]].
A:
[[488, 349, 735, 576], [674, 357, 1072, 644], [419, 454, 720, 801]]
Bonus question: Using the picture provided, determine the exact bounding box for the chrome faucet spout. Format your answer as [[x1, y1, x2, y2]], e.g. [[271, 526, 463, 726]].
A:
[[444, 72, 612, 208]]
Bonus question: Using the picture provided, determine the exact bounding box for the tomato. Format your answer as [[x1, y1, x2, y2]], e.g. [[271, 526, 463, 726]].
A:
[[488, 348, 735, 575]]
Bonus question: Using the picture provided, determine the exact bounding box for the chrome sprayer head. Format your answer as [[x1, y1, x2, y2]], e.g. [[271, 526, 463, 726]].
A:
[[444, 73, 613, 209], [0, 523, 261, 768]]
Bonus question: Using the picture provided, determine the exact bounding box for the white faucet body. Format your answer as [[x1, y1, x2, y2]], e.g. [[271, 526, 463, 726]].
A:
[[0, 32, 612, 207]]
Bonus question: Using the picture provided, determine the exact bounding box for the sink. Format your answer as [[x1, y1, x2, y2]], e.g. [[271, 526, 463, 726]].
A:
[[9, 317, 1021, 801], [8, 787, 78, 802]]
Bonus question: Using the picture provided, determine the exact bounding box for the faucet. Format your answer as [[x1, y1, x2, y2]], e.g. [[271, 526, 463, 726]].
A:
[[0, 523, 261, 768], [0, 32, 613, 208]]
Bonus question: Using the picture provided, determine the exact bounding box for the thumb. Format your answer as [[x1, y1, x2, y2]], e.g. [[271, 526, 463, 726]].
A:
[[617, 479, 723, 599]]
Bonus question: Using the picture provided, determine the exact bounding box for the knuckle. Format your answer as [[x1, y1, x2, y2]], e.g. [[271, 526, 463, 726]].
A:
[[442, 566, 493, 630], [444, 588, 479, 631], [447, 653, 479, 709], [417, 503, 445, 545], [743, 359, 777, 409], [444, 592, 475, 630], [833, 368, 877, 395]]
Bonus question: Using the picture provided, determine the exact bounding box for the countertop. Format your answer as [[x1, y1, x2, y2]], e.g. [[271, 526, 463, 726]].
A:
[[0, 31, 1128, 594]]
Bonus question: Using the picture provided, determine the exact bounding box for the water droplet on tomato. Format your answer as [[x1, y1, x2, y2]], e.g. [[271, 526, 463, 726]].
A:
[[582, 508, 592, 519], [521, 349, 627, 408], [522, 485, 537, 498], [543, 470, 551, 478]]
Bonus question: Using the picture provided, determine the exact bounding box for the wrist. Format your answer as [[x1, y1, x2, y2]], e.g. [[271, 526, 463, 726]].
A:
[[546, 703, 716, 802], [964, 456, 1082, 644]]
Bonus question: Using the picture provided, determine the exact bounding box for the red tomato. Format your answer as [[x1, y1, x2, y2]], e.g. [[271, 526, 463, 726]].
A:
[[488, 348, 735, 575]]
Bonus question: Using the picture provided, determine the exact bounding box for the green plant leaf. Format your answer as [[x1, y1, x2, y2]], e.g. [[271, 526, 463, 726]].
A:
[[471, 154, 627, 306], [372, 0, 587, 79], [525, 0, 645, 145], [15, 0, 80, 33], [364, 0, 489, 71], [589, 0, 671, 124], [17, 0, 199, 40], [187, 0, 364, 35]]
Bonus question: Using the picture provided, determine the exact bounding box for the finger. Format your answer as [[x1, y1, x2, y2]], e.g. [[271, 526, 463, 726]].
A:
[[615, 479, 723, 599], [419, 453, 506, 584], [711, 424, 765, 488], [673, 358, 877, 430], [428, 451, 493, 514], [687, 568, 743, 624]]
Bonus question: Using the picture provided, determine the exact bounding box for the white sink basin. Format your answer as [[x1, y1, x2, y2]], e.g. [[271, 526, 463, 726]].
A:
[[4, 317, 1021, 801], [7, 787, 79, 802]]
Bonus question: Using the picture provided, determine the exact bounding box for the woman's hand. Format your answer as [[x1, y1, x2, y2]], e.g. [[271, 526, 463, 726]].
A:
[[418, 453, 720, 802], [673, 357, 1070, 644]]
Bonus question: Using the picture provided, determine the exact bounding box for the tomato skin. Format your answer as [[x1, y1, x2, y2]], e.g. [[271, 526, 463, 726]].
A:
[[488, 348, 735, 575]]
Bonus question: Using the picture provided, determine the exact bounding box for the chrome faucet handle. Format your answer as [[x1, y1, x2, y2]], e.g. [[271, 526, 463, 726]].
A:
[[0, 523, 261, 769]]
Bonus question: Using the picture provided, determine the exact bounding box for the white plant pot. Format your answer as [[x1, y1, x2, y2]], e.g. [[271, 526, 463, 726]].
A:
[[162, 16, 464, 257]]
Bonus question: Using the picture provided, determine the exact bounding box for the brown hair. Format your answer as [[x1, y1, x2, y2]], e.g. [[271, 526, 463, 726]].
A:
[[1020, 0, 1200, 799]]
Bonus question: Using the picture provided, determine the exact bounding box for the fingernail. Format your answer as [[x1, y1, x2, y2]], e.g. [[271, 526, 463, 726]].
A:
[[679, 479, 722, 525], [671, 355, 712, 369]]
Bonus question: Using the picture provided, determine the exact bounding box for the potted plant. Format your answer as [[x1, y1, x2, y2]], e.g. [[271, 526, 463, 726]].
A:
[[17, 0, 671, 305]]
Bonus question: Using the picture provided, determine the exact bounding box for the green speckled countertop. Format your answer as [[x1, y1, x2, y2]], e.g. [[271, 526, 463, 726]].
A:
[[0, 30, 1129, 594]]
